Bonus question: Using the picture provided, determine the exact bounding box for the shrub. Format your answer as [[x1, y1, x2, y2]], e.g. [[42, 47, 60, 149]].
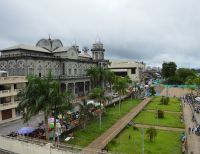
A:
[[160, 96, 169, 105], [157, 110, 164, 118]]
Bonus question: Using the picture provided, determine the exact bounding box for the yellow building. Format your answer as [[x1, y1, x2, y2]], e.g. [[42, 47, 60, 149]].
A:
[[0, 71, 27, 124]]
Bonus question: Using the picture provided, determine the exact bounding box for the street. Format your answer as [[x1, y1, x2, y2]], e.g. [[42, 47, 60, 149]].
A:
[[0, 113, 44, 135]]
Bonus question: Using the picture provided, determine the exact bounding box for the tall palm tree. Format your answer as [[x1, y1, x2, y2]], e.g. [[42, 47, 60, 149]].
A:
[[113, 76, 129, 113], [18, 72, 72, 141], [50, 81, 72, 142], [104, 70, 115, 92], [146, 127, 157, 142], [18, 74, 52, 140], [86, 66, 107, 89], [89, 87, 108, 129], [86, 66, 101, 89]]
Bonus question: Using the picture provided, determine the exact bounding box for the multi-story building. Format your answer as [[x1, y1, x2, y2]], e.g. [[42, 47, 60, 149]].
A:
[[108, 60, 145, 83], [0, 37, 108, 98], [0, 71, 27, 123]]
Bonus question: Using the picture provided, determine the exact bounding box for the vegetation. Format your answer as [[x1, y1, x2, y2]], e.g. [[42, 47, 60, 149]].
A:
[[17, 72, 72, 140], [113, 76, 129, 112], [106, 127, 181, 154], [145, 96, 181, 112], [146, 127, 157, 142], [162, 62, 197, 84], [160, 96, 169, 105], [157, 110, 165, 119], [162, 62, 177, 79], [66, 99, 141, 147], [89, 87, 109, 129], [149, 86, 156, 96], [134, 111, 184, 128]]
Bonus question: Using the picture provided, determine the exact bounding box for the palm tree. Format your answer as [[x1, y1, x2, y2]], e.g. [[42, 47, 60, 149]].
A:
[[86, 66, 101, 89], [104, 70, 116, 92], [146, 127, 157, 142], [50, 81, 72, 142], [18, 72, 72, 141], [18, 74, 52, 140], [113, 76, 129, 113], [89, 87, 108, 129]]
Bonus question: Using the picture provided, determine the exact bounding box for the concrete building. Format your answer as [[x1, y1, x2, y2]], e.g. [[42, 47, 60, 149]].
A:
[[108, 60, 145, 82], [0, 71, 27, 124], [0, 38, 108, 98]]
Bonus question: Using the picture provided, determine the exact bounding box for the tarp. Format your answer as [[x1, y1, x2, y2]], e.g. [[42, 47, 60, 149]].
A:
[[17, 127, 35, 135]]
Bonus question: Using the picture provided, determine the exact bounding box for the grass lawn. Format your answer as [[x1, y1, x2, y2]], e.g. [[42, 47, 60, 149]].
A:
[[145, 96, 181, 112], [66, 99, 141, 147], [107, 127, 182, 154], [134, 111, 184, 128]]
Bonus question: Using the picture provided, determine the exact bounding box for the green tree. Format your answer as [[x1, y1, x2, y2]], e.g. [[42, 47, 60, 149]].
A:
[[104, 70, 116, 92], [177, 68, 196, 83], [18, 72, 72, 141], [149, 86, 156, 96], [113, 76, 129, 113], [146, 127, 157, 142], [86, 66, 101, 88], [89, 87, 108, 129], [50, 81, 72, 142], [162, 62, 177, 78]]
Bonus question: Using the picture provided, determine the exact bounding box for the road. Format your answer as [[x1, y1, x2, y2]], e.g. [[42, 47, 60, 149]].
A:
[[83, 97, 151, 153], [0, 113, 44, 135]]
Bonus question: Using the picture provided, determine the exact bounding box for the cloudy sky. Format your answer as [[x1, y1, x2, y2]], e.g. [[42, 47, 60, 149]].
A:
[[0, 0, 200, 68]]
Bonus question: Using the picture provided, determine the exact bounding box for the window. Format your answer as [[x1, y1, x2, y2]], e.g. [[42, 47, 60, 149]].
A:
[[74, 69, 77, 75], [131, 68, 136, 74], [68, 69, 71, 75]]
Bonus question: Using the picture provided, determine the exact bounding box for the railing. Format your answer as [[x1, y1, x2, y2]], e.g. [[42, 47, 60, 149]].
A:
[[0, 76, 27, 81], [0, 90, 10, 94], [0, 101, 19, 108]]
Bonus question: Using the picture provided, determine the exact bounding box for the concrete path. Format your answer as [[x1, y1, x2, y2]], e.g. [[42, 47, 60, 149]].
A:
[[144, 109, 181, 113], [160, 87, 191, 97], [135, 124, 184, 132], [83, 97, 152, 153]]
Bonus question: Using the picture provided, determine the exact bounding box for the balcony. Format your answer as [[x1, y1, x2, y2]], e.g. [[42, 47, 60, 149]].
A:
[[0, 89, 21, 98], [0, 101, 19, 110], [0, 76, 27, 84]]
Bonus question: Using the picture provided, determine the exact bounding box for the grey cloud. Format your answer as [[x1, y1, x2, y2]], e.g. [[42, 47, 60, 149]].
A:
[[0, 0, 200, 68]]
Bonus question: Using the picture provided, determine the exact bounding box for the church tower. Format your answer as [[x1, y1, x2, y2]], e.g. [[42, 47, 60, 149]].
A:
[[91, 41, 105, 61]]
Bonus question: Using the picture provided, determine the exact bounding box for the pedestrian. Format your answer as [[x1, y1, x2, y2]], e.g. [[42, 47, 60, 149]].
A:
[[188, 127, 191, 134], [129, 135, 131, 140], [192, 126, 195, 133]]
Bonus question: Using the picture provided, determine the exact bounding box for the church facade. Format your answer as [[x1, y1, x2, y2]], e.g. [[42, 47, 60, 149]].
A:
[[0, 38, 108, 98]]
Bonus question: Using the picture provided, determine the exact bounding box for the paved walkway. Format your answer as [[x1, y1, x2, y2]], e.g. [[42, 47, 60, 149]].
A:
[[144, 109, 181, 113], [135, 124, 184, 132], [83, 97, 152, 153]]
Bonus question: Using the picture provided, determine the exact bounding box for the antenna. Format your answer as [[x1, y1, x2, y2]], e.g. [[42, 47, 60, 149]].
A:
[[48, 33, 51, 40], [95, 34, 101, 43]]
